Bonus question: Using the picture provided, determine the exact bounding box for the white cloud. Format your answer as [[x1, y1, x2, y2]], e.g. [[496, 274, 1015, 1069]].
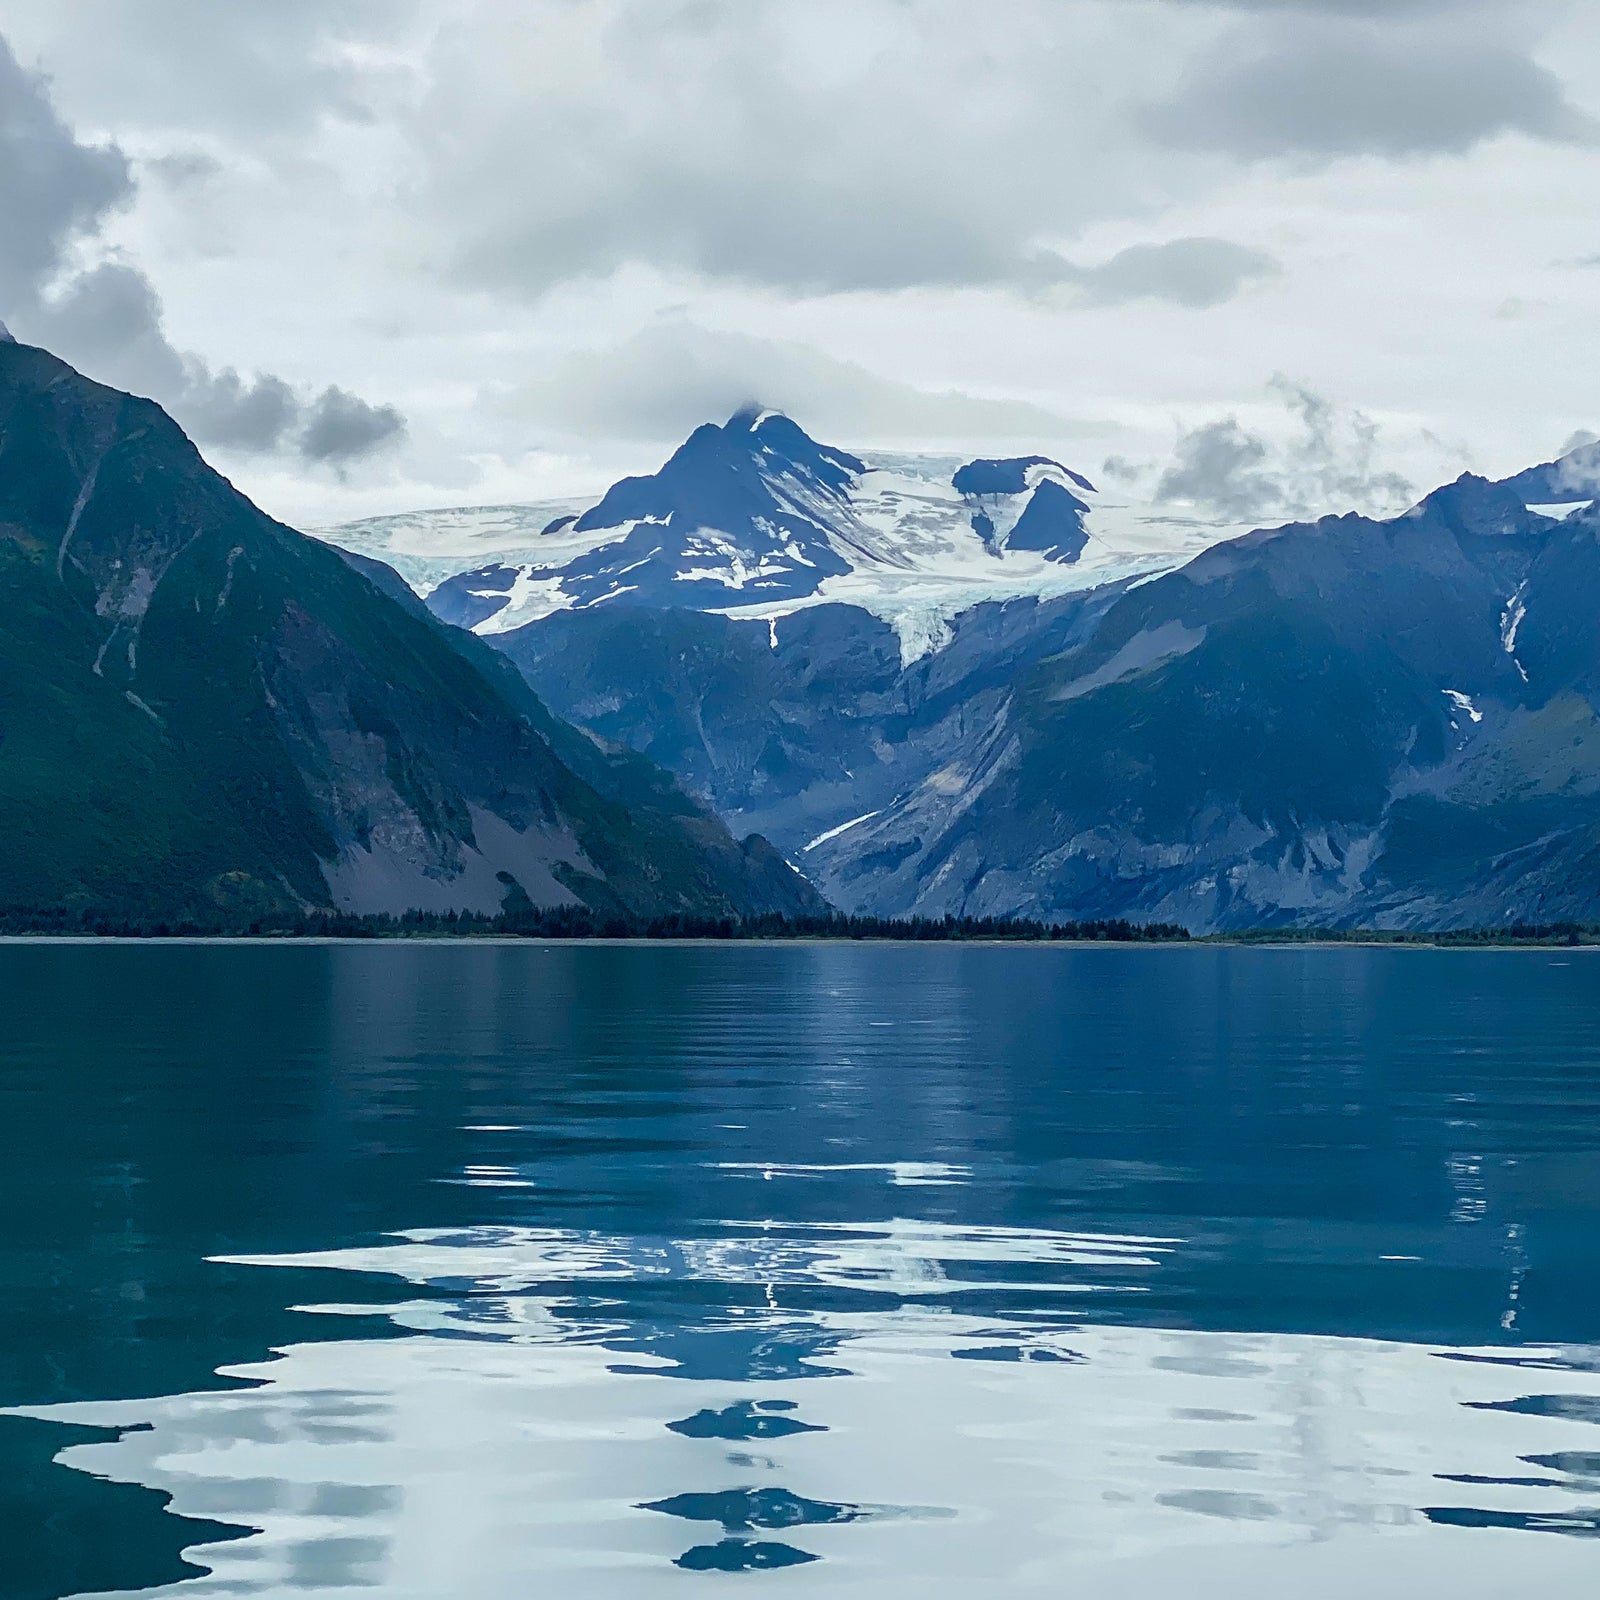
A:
[[507, 319, 1085, 446]]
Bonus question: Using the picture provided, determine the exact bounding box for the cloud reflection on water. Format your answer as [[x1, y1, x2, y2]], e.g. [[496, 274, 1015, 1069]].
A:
[[15, 1214, 1600, 1596]]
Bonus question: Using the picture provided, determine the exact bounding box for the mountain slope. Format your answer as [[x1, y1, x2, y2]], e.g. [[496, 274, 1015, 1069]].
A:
[[803, 475, 1600, 929], [0, 340, 824, 922]]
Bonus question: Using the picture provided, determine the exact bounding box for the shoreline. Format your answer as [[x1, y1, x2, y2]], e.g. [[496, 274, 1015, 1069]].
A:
[[0, 934, 1592, 951]]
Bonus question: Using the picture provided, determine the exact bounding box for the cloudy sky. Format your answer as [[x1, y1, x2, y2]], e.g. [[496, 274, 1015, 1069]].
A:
[[2, 0, 1597, 528]]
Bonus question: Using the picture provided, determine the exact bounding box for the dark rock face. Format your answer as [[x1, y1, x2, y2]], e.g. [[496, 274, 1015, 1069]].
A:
[[1003, 479, 1090, 561], [821, 476, 1600, 930], [495, 588, 1116, 904], [951, 456, 1094, 497], [952, 456, 1092, 561], [0, 339, 824, 922], [426, 560, 521, 631]]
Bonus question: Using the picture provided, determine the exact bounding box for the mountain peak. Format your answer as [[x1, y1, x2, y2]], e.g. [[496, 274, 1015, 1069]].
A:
[[952, 456, 1095, 498], [1496, 436, 1600, 507], [716, 406, 862, 481], [726, 403, 786, 432], [1407, 473, 1541, 538], [543, 407, 866, 607], [0, 320, 15, 345]]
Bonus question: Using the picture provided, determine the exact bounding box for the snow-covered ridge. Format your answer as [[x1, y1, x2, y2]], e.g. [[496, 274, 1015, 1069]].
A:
[[312, 501, 594, 593], [314, 412, 1264, 662]]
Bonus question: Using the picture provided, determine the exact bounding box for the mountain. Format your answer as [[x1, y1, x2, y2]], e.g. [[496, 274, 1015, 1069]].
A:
[[311, 403, 1600, 931], [325, 409, 1237, 662], [793, 473, 1600, 930], [478, 442, 1600, 932], [0, 339, 824, 923]]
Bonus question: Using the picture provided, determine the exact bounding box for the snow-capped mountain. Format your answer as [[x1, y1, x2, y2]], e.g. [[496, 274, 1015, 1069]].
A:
[[319, 408, 1242, 663]]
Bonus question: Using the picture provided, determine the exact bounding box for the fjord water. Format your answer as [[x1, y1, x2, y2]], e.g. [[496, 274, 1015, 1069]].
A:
[[4, 946, 1600, 1597]]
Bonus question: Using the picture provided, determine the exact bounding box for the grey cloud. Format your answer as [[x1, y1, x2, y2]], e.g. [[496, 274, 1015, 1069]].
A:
[[1156, 420, 1283, 518], [416, 2, 1199, 300], [29, 264, 295, 449], [509, 321, 1080, 446], [1548, 432, 1600, 496], [1042, 237, 1280, 308], [29, 262, 186, 392], [1167, 0, 1481, 12], [1146, 26, 1597, 159], [410, 0, 1587, 303], [143, 149, 226, 188], [0, 39, 130, 309], [1154, 377, 1415, 520], [299, 387, 407, 463], [0, 30, 405, 465], [1271, 377, 1415, 508], [184, 367, 301, 452], [447, 139, 1044, 299], [1555, 459, 1600, 496], [1101, 453, 1154, 485], [22, 259, 399, 463]]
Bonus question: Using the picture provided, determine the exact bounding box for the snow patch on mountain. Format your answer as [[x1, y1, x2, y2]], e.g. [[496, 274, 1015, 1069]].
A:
[[1500, 581, 1529, 656], [312, 501, 598, 592]]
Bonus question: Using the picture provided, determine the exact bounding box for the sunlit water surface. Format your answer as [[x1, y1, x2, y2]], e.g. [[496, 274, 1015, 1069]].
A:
[[3, 943, 1600, 1597]]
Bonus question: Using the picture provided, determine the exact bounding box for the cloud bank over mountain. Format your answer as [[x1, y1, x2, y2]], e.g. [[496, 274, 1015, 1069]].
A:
[[0, 0, 1593, 523], [1130, 378, 1419, 520], [0, 34, 403, 466], [508, 321, 1081, 446]]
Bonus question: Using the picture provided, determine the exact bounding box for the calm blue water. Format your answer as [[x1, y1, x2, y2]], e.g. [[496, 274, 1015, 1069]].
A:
[[3, 942, 1600, 1597]]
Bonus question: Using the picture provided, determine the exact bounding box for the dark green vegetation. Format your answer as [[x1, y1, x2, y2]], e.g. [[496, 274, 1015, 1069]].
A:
[[0, 904, 1188, 940], [1220, 922, 1600, 947], [0, 341, 823, 924], [0, 900, 1591, 944]]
